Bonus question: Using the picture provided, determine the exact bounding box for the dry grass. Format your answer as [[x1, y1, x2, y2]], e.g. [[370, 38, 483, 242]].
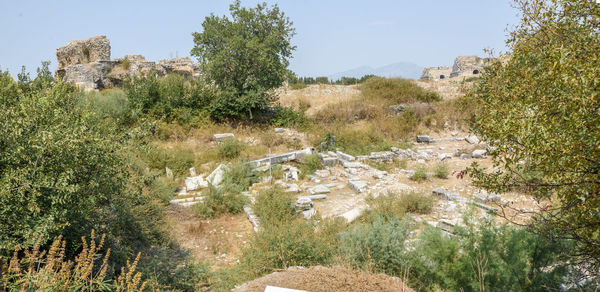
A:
[[277, 84, 360, 115]]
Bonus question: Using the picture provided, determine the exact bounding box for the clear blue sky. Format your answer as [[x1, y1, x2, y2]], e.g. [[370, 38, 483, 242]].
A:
[[0, 0, 519, 77]]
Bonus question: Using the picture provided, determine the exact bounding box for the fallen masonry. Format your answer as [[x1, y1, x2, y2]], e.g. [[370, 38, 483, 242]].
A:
[[309, 185, 331, 195], [348, 180, 369, 193], [214, 133, 235, 142], [207, 164, 226, 186], [249, 147, 314, 168]]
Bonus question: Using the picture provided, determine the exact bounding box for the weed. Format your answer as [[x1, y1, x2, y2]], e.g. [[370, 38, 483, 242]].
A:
[[433, 163, 450, 179], [217, 139, 245, 160], [410, 165, 428, 182], [299, 153, 323, 177]]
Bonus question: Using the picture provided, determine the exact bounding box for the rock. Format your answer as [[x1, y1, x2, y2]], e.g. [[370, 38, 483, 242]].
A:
[[244, 206, 261, 232], [432, 188, 467, 203], [57, 62, 114, 91], [473, 190, 501, 203], [437, 219, 456, 233], [416, 135, 431, 143], [274, 128, 286, 133], [214, 133, 235, 142], [302, 208, 317, 219], [56, 35, 111, 69], [301, 194, 327, 200], [207, 164, 226, 186], [321, 157, 338, 166], [309, 185, 330, 195], [472, 149, 487, 158], [295, 197, 314, 210], [341, 161, 362, 168], [347, 168, 358, 175], [389, 104, 405, 115], [189, 167, 197, 177], [283, 166, 299, 181], [185, 175, 208, 191], [340, 205, 368, 223], [466, 136, 480, 144], [284, 184, 301, 193], [327, 151, 338, 158], [336, 151, 356, 161], [310, 177, 321, 183], [165, 167, 173, 180], [315, 169, 330, 178], [438, 153, 453, 161], [348, 180, 369, 193], [372, 170, 387, 179], [460, 153, 470, 160], [158, 57, 201, 77], [451, 132, 458, 137]]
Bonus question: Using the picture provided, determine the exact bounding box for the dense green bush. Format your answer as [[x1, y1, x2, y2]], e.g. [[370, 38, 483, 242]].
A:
[[139, 144, 195, 177], [253, 187, 296, 225], [272, 105, 308, 128], [340, 216, 411, 276]]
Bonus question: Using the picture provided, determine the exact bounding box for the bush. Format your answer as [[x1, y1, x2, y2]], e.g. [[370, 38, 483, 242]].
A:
[[139, 144, 195, 177], [272, 105, 308, 127], [299, 153, 323, 177], [217, 139, 245, 160], [290, 83, 307, 90], [339, 216, 411, 276], [433, 163, 450, 179], [253, 187, 296, 226], [364, 192, 433, 222], [359, 77, 440, 104], [195, 162, 258, 218], [410, 165, 428, 181]]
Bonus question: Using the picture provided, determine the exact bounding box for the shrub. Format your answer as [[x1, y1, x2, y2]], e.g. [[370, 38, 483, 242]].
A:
[[433, 163, 450, 179], [121, 58, 131, 70], [195, 162, 257, 218], [339, 216, 411, 276], [364, 192, 433, 222], [272, 105, 308, 127], [299, 153, 323, 177], [217, 139, 245, 160], [359, 77, 440, 104], [290, 83, 307, 90], [253, 187, 295, 226], [139, 144, 195, 177], [410, 165, 428, 181]]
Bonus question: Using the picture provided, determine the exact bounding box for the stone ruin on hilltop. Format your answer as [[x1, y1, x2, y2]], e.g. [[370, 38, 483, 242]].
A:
[[55, 35, 201, 91], [420, 55, 494, 81]]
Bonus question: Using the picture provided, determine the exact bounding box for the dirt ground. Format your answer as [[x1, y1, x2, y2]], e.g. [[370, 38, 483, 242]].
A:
[[166, 205, 254, 269], [233, 266, 414, 292]]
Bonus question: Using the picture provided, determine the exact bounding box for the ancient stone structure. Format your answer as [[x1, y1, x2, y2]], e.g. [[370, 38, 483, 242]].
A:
[[420, 55, 494, 81], [420, 66, 452, 81], [449, 55, 493, 78], [55, 35, 201, 91]]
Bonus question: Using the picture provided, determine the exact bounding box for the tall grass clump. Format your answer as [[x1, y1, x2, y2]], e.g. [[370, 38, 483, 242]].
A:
[[299, 153, 323, 177], [253, 187, 295, 225], [410, 165, 429, 181], [363, 192, 434, 222], [360, 77, 440, 103], [433, 163, 450, 179], [217, 139, 245, 160], [139, 144, 195, 177]]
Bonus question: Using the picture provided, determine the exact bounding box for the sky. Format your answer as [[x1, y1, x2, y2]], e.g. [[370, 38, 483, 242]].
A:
[[0, 0, 520, 77]]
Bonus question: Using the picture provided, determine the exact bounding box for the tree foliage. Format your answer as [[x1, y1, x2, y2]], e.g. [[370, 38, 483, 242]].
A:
[[191, 0, 296, 120], [469, 0, 600, 271]]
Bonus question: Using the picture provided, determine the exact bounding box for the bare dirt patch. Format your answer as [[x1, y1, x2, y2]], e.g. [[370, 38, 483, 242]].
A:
[[233, 265, 414, 292]]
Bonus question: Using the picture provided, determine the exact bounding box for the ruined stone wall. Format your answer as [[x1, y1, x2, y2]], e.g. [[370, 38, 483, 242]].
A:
[[420, 66, 452, 81], [55, 36, 201, 91]]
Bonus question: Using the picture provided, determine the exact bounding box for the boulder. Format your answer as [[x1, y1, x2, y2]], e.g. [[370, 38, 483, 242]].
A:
[[207, 164, 226, 186], [349, 180, 369, 193], [472, 149, 487, 158], [309, 185, 331, 195], [56, 35, 111, 69], [336, 151, 356, 162], [416, 135, 431, 143], [158, 57, 201, 77], [185, 175, 208, 191], [214, 133, 235, 142], [295, 197, 314, 211], [466, 135, 480, 144], [432, 188, 467, 203]]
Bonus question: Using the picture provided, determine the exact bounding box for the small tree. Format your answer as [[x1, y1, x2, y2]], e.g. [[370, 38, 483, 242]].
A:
[[191, 0, 296, 120], [469, 0, 600, 274]]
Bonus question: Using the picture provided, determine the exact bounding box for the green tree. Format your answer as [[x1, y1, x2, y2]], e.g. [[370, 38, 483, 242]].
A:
[[469, 0, 600, 273], [191, 0, 296, 120]]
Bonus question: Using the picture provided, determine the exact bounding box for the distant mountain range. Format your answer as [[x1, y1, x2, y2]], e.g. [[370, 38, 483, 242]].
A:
[[328, 62, 423, 81]]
